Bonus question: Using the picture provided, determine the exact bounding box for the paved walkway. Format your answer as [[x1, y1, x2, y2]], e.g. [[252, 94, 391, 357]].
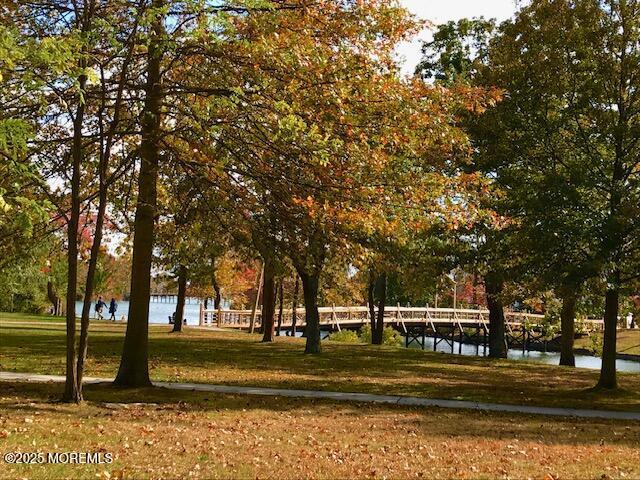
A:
[[2, 371, 639, 421]]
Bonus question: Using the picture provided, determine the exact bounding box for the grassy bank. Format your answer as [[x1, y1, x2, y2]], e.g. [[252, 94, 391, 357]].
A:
[[1, 381, 639, 480], [574, 329, 640, 356], [0, 312, 639, 411]]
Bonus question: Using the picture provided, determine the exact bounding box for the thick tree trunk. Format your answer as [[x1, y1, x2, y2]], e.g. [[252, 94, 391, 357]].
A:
[[276, 278, 284, 336], [261, 257, 276, 342], [598, 287, 619, 389], [114, 1, 164, 387], [372, 274, 386, 345], [172, 265, 187, 333], [291, 275, 299, 336], [485, 274, 507, 359], [559, 286, 577, 367], [300, 272, 321, 354]]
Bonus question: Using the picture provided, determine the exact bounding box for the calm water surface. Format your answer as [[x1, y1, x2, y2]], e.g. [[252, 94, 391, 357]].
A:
[[406, 336, 639, 373]]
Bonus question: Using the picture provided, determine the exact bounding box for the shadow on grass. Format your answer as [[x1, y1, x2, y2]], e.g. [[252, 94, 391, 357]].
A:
[[2, 381, 639, 449], [2, 325, 639, 412]]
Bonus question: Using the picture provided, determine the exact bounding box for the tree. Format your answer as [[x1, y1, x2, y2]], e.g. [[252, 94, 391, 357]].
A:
[[481, 0, 640, 385], [416, 17, 513, 359], [185, 1, 497, 355], [114, 0, 166, 387]]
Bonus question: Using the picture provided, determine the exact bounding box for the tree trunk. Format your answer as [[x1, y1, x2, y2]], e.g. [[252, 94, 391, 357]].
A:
[[47, 281, 60, 316], [114, 1, 164, 387], [76, 193, 106, 390], [276, 278, 284, 336], [300, 272, 321, 354], [172, 265, 187, 333], [77, 16, 134, 395], [485, 274, 507, 359], [212, 271, 222, 326], [559, 286, 577, 367], [249, 263, 263, 334], [291, 274, 299, 336], [372, 274, 386, 345], [261, 257, 276, 342], [367, 274, 376, 334], [598, 287, 619, 389], [62, 65, 89, 403]]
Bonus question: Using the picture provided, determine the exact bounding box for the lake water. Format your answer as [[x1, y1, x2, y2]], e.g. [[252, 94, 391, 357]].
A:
[[75, 299, 203, 325], [405, 335, 639, 373]]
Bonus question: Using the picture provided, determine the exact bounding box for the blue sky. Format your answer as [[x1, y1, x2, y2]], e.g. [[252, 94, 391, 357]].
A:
[[398, 0, 518, 74]]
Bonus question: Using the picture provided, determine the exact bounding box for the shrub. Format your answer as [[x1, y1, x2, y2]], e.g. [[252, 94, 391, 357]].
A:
[[588, 333, 603, 357], [328, 329, 361, 343], [359, 324, 403, 347]]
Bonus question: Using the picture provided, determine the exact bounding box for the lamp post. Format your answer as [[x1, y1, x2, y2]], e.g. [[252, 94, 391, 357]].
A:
[[445, 272, 457, 311]]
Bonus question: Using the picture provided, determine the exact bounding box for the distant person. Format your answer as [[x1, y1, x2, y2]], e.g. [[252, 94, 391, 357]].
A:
[[109, 298, 118, 321], [95, 296, 106, 320]]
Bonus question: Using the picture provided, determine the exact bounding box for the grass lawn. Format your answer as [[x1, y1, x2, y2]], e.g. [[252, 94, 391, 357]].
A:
[[1, 381, 639, 480], [575, 329, 640, 355], [1, 312, 639, 412]]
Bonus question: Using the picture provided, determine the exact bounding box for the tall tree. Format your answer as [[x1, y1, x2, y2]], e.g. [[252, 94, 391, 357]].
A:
[[481, 0, 640, 384], [185, 2, 496, 355], [416, 17, 512, 358], [115, 0, 166, 387]]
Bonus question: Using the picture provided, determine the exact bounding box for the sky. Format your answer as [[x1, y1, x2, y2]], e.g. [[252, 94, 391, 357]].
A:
[[397, 0, 519, 74]]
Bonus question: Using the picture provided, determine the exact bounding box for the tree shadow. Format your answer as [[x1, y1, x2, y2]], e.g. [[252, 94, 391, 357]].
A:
[[1, 381, 639, 449], [2, 328, 639, 412]]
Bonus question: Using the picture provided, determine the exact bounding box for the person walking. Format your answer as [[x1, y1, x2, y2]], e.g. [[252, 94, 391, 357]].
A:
[[108, 298, 118, 321], [95, 296, 106, 320]]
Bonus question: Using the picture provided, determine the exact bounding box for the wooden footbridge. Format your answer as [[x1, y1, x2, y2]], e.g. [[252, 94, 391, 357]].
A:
[[199, 305, 604, 353]]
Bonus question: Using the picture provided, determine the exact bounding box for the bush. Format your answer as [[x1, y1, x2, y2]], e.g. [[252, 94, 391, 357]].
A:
[[328, 329, 361, 343], [359, 324, 403, 347], [588, 333, 603, 357]]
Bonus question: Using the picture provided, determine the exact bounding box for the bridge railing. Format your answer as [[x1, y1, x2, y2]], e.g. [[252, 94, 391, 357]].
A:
[[199, 304, 604, 330]]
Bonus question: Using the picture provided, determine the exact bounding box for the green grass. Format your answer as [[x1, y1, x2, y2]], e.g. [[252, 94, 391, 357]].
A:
[[575, 329, 640, 355], [1, 311, 639, 412], [1, 381, 639, 480]]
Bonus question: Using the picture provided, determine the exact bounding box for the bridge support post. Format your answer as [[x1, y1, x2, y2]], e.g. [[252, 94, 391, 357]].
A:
[[450, 327, 454, 354], [433, 326, 438, 351]]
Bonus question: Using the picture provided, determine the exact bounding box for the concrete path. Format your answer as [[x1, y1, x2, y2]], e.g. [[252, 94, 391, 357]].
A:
[[2, 371, 639, 421]]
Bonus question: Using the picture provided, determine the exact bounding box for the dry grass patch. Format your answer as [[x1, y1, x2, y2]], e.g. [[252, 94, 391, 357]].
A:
[[1, 381, 639, 480]]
